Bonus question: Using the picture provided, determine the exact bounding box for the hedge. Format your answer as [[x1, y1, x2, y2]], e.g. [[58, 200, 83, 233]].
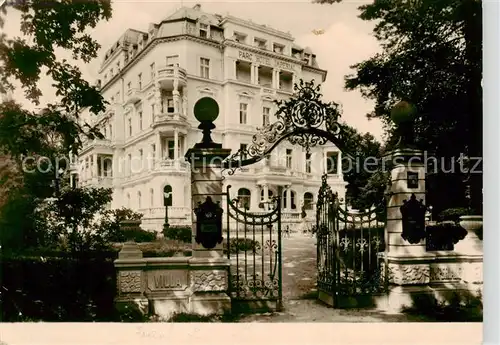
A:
[[163, 226, 192, 243], [1, 253, 120, 322]]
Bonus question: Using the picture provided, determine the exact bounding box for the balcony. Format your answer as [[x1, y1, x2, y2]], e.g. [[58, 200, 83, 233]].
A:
[[155, 159, 189, 174], [97, 176, 113, 188], [152, 112, 188, 129], [157, 65, 187, 89], [260, 86, 276, 96], [81, 139, 113, 154], [254, 164, 309, 180], [138, 206, 191, 219], [125, 87, 141, 104]]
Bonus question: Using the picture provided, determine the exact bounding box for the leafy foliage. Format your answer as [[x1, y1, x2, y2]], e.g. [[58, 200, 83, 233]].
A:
[[163, 226, 192, 244], [1, 254, 118, 322], [339, 124, 387, 210], [0, 1, 113, 253], [437, 207, 473, 222], [315, 0, 482, 213]]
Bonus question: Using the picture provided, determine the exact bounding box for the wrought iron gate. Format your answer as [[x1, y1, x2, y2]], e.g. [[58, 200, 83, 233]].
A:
[[316, 175, 388, 308], [225, 185, 283, 311]]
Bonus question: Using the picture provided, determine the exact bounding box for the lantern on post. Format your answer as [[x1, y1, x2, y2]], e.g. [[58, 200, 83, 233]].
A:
[[163, 185, 172, 229]]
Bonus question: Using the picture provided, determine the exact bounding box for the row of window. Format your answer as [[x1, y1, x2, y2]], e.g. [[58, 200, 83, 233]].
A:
[[238, 147, 338, 174], [237, 188, 315, 210], [239, 103, 271, 126]]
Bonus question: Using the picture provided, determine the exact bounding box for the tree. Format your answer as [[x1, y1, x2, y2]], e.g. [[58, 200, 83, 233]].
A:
[[314, 0, 482, 214], [340, 124, 386, 210], [0, 1, 112, 250]]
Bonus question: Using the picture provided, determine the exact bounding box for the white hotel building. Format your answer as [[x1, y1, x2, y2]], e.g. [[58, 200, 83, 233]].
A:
[[76, 4, 346, 232]]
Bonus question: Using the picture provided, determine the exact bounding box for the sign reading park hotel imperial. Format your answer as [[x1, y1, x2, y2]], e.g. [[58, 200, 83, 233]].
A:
[[237, 50, 299, 72]]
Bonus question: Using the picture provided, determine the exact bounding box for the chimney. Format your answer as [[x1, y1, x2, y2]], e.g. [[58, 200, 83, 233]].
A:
[[193, 4, 201, 10]]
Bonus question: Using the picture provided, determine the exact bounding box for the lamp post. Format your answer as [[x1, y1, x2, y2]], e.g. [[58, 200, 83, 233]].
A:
[[163, 184, 172, 230], [54, 167, 65, 197]]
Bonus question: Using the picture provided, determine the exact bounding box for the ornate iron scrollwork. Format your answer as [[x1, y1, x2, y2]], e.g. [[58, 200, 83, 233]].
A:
[[222, 80, 346, 175]]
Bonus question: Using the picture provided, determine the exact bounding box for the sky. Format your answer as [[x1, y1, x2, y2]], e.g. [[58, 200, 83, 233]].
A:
[[2, 0, 385, 141]]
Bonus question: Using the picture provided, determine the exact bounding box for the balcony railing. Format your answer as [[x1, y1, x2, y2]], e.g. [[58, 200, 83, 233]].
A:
[[125, 87, 141, 104], [153, 113, 187, 127], [155, 159, 189, 173], [82, 138, 112, 149], [138, 206, 191, 219], [97, 176, 113, 188], [157, 65, 187, 85]]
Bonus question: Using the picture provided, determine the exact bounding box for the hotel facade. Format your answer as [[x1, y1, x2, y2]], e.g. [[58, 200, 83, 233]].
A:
[[76, 4, 347, 232]]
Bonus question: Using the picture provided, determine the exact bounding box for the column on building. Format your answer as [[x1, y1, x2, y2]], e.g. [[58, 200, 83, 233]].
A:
[[282, 187, 288, 211], [263, 184, 269, 211], [251, 185, 260, 211], [154, 82, 162, 114], [250, 63, 256, 84], [173, 79, 180, 114], [174, 129, 179, 160], [233, 59, 238, 80], [272, 69, 281, 89], [156, 133, 162, 165], [182, 86, 188, 117], [93, 154, 98, 179], [99, 156, 103, 178], [292, 72, 296, 89]]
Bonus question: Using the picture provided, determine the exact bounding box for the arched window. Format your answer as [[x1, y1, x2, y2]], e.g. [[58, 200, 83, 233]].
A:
[[304, 192, 314, 210], [137, 191, 142, 209], [150, 188, 154, 207], [237, 188, 251, 209], [259, 189, 273, 208], [126, 193, 131, 208], [290, 190, 296, 210]]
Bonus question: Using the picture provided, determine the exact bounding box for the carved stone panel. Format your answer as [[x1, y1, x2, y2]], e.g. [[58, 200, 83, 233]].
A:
[[146, 270, 189, 292], [430, 265, 463, 282], [191, 270, 228, 292], [388, 264, 430, 285], [119, 271, 142, 293]]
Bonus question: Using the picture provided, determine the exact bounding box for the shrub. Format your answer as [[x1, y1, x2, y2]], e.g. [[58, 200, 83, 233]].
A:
[[225, 238, 261, 254], [135, 239, 192, 257], [163, 226, 192, 243], [121, 228, 157, 243], [426, 222, 467, 251], [438, 207, 472, 222], [1, 253, 118, 322], [100, 207, 145, 243]]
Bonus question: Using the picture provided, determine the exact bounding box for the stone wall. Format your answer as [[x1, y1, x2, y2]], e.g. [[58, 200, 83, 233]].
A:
[[114, 242, 231, 319]]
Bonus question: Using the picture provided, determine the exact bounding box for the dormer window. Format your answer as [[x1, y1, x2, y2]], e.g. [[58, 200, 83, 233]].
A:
[[110, 68, 114, 77], [234, 32, 247, 44], [254, 38, 267, 50], [199, 23, 209, 38], [303, 53, 311, 64], [116, 61, 120, 71], [292, 48, 302, 60], [273, 43, 284, 54]]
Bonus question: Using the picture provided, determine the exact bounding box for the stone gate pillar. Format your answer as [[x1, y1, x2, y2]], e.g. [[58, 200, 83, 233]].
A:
[[384, 148, 431, 279], [184, 96, 232, 315], [378, 101, 435, 312]]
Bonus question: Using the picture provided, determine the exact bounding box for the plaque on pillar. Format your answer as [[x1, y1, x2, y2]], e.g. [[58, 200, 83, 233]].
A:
[[194, 196, 223, 249], [400, 193, 427, 244], [407, 171, 419, 189]]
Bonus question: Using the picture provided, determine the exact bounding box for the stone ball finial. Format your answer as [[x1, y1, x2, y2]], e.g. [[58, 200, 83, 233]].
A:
[[194, 97, 219, 123], [390, 101, 417, 126]]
